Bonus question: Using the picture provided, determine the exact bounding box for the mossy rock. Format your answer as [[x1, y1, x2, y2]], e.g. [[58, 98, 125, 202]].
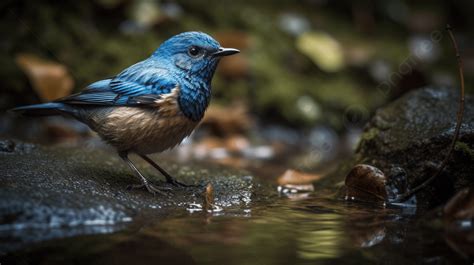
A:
[[355, 87, 474, 208]]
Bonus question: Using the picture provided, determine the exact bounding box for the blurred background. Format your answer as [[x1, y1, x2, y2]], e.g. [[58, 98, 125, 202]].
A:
[[1, 0, 473, 177]]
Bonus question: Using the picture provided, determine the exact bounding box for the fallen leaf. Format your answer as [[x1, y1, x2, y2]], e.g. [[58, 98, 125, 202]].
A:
[[203, 183, 215, 212], [202, 103, 252, 136], [16, 53, 74, 102], [277, 169, 322, 185]]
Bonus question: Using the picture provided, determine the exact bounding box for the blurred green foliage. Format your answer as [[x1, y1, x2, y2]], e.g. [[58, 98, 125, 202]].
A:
[[1, 0, 472, 128]]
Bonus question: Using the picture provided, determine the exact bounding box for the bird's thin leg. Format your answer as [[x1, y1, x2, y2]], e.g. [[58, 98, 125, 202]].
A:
[[119, 152, 170, 195], [138, 154, 193, 187]]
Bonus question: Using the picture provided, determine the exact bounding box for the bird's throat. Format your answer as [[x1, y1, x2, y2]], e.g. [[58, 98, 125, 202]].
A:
[[178, 83, 211, 122]]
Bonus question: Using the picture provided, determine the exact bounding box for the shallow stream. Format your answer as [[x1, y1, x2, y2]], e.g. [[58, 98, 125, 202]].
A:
[[2, 188, 467, 265]]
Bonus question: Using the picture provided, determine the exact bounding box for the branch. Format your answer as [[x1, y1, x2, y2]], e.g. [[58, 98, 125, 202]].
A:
[[393, 24, 465, 203]]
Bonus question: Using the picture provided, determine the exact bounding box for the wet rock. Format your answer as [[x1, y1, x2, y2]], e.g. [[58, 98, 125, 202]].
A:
[[344, 164, 388, 203], [0, 140, 274, 252], [355, 87, 474, 207]]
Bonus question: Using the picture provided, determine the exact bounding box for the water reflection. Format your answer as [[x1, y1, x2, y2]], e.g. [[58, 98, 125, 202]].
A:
[[296, 213, 346, 260], [1, 195, 470, 265]]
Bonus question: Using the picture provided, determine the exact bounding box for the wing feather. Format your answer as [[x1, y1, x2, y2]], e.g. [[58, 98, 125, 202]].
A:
[[56, 63, 177, 107]]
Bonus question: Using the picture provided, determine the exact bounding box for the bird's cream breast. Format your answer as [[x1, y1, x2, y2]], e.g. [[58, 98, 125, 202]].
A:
[[97, 87, 199, 154]]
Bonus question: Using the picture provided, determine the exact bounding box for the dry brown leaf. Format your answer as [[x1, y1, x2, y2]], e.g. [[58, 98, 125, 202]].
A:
[[202, 103, 252, 135], [203, 183, 215, 212], [277, 169, 322, 185], [16, 53, 74, 102]]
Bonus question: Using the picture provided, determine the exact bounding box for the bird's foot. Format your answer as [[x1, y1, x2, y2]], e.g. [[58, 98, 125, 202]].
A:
[[127, 182, 171, 195]]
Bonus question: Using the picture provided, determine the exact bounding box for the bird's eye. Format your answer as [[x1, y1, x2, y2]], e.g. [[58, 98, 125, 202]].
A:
[[188, 46, 201, 57]]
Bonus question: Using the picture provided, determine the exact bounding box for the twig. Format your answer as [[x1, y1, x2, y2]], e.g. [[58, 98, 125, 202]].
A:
[[393, 24, 465, 203]]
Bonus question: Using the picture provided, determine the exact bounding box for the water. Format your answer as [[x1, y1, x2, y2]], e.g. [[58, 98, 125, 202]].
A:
[[1, 191, 469, 265]]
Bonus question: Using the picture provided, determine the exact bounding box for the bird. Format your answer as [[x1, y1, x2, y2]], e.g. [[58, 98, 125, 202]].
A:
[[11, 31, 240, 194]]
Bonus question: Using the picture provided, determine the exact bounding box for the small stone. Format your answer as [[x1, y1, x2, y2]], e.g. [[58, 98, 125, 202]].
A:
[[0, 140, 35, 154], [344, 164, 388, 203], [0, 140, 15, 153]]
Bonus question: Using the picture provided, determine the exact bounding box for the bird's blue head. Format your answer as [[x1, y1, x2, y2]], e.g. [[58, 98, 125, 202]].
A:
[[152, 32, 239, 84]]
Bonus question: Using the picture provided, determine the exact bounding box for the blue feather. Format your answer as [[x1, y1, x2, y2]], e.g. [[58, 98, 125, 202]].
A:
[[57, 65, 177, 106], [87, 79, 113, 90], [10, 102, 73, 116]]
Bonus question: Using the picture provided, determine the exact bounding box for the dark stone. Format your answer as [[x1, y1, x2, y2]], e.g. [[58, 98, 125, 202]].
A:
[[355, 87, 474, 208], [0, 139, 35, 153], [0, 141, 275, 252], [344, 164, 388, 203], [0, 140, 15, 152]]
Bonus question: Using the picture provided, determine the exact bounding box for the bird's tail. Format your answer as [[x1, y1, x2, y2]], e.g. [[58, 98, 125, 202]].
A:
[[10, 102, 72, 117]]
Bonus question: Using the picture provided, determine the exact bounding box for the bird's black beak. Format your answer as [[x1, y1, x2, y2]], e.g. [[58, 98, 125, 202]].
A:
[[212, 47, 240, 57]]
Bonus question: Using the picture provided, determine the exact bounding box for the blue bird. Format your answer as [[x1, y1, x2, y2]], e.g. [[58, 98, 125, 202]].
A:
[[12, 31, 239, 194]]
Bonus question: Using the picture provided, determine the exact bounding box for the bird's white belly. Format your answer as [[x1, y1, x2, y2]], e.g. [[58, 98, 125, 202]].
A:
[[97, 106, 198, 154]]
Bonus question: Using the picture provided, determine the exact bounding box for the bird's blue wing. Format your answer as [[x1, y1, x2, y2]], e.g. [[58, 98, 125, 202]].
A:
[[57, 65, 177, 106]]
